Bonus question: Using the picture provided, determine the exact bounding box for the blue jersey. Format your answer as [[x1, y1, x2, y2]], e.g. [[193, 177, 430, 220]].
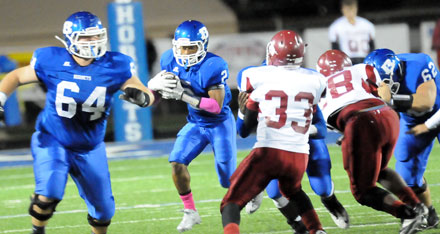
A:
[[396, 53, 440, 125], [32, 47, 132, 150], [160, 49, 232, 127]]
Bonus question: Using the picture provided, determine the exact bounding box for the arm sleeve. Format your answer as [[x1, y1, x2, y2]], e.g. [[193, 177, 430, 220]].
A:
[[310, 106, 327, 139], [242, 107, 259, 136], [236, 113, 252, 138], [236, 96, 259, 137]]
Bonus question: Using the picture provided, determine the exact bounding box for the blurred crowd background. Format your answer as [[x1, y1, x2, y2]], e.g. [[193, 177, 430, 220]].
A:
[[0, 0, 439, 149]]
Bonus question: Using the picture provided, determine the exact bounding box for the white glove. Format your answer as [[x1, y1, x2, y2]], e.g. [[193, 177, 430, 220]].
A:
[[160, 78, 184, 100], [147, 70, 178, 92]]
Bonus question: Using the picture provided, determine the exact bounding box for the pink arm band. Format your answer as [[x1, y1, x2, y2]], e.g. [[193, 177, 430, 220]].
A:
[[199, 97, 221, 114]]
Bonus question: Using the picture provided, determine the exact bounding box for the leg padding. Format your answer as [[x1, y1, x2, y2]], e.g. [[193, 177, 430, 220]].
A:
[[87, 214, 111, 227], [28, 194, 60, 221]]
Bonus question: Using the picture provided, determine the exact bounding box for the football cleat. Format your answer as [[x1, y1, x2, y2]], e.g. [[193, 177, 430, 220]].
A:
[[399, 203, 428, 234], [321, 194, 349, 229], [245, 191, 264, 214], [427, 206, 439, 229], [177, 209, 201, 232], [315, 230, 327, 234]]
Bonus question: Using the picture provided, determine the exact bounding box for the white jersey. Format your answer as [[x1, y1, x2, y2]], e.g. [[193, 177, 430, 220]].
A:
[[329, 16, 375, 58], [320, 64, 382, 122], [241, 66, 326, 154]]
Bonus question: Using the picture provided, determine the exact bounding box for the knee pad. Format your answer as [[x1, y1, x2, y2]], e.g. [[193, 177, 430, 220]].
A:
[[411, 181, 427, 195], [357, 187, 390, 211], [87, 214, 111, 227], [28, 194, 60, 221]]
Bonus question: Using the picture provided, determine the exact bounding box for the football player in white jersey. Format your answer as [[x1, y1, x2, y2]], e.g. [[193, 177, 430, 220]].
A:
[[317, 49, 427, 234], [221, 30, 327, 234], [328, 0, 375, 64]]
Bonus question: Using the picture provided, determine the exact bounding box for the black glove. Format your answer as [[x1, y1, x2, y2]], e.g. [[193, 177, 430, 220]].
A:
[[119, 87, 150, 107]]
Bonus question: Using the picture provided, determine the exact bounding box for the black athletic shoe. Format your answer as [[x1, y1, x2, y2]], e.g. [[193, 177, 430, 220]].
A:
[[321, 194, 349, 229], [427, 206, 439, 229], [287, 216, 308, 234]]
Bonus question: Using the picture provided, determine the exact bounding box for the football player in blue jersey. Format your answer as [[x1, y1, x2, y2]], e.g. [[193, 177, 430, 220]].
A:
[[365, 48, 440, 229], [147, 20, 237, 232], [0, 11, 159, 234], [237, 63, 349, 233]]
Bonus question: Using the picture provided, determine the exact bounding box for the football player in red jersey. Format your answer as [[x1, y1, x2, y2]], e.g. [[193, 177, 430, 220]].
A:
[[317, 49, 427, 234], [221, 30, 327, 234]]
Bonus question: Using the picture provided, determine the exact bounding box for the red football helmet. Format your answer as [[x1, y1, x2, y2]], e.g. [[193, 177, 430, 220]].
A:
[[316, 49, 352, 77], [266, 30, 306, 67]]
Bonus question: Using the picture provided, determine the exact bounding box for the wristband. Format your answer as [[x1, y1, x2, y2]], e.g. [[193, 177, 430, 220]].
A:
[[390, 94, 413, 112], [425, 109, 440, 129], [0, 92, 7, 106], [238, 110, 245, 120], [309, 125, 318, 136], [141, 92, 151, 107]]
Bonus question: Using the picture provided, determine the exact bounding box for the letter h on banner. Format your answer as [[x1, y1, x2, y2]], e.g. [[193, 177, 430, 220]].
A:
[[107, 0, 153, 142]]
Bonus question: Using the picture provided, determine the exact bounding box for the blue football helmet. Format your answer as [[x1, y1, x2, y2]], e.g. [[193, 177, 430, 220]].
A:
[[55, 11, 107, 59], [172, 20, 209, 67], [364, 48, 402, 94]]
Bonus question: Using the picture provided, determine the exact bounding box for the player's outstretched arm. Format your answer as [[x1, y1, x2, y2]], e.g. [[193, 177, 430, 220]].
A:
[[0, 65, 39, 96], [120, 76, 157, 107], [0, 65, 39, 118]]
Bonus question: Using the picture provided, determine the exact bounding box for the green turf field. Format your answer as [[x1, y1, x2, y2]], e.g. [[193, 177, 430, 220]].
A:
[[1, 144, 439, 234]]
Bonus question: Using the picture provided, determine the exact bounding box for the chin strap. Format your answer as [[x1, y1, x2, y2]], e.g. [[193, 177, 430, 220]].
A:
[[55, 35, 68, 49]]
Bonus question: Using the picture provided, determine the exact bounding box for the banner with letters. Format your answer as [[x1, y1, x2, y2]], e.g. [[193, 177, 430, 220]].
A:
[[107, 0, 153, 142]]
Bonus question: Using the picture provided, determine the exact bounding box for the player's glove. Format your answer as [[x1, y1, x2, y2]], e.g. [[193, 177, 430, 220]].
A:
[[147, 70, 178, 92], [160, 78, 184, 100], [119, 87, 150, 107]]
